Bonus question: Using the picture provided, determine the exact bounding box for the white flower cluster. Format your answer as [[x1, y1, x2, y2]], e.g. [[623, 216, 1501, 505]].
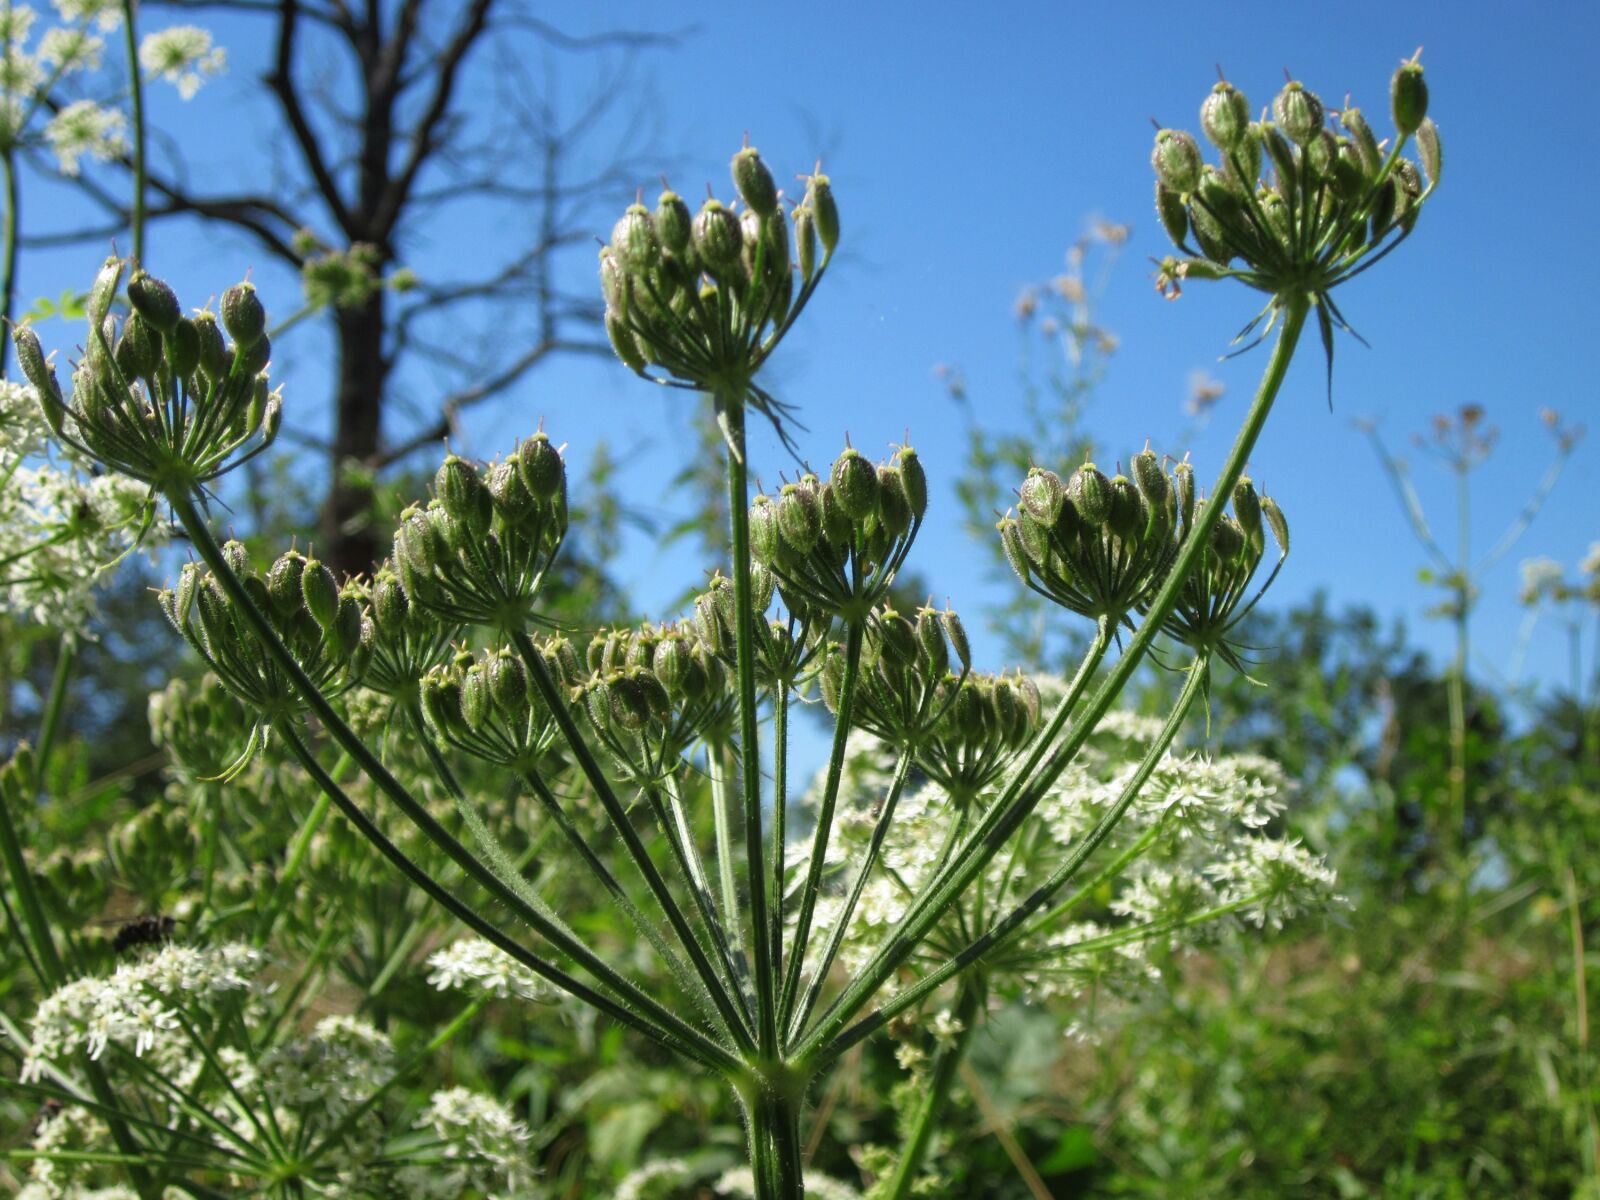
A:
[[427, 935, 553, 1001], [1, 381, 165, 636], [23, 942, 263, 1079], [17, 942, 536, 1197], [137, 25, 224, 100], [788, 687, 1342, 1019], [0, 4, 224, 175], [396, 1087, 536, 1198]]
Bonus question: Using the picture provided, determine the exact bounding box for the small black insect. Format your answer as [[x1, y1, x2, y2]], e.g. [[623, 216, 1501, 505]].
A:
[[112, 915, 176, 956]]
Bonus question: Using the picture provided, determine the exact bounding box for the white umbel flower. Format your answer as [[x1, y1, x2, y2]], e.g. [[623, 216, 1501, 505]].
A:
[[138, 25, 224, 98]]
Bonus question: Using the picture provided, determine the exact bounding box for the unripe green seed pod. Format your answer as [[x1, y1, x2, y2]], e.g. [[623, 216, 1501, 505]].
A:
[[164, 318, 201, 378], [1261, 494, 1290, 555], [1305, 128, 1339, 180], [1107, 475, 1144, 541], [653, 634, 686, 696], [606, 309, 647, 372], [12, 325, 57, 399], [488, 458, 537, 525], [116, 313, 162, 379], [806, 174, 839, 255], [266, 551, 307, 618], [373, 569, 409, 630], [916, 607, 950, 677], [1416, 118, 1441, 188], [749, 494, 784, 565], [1188, 200, 1232, 265], [219, 539, 250, 579], [876, 608, 918, 668], [126, 271, 182, 333], [543, 636, 581, 688], [1370, 177, 1398, 238], [1232, 477, 1263, 549], [88, 256, 122, 328], [877, 465, 912, 538], [235, 333, 271, 379], [221, 282, 267, 348], [1198, 167, 1241, 216], [732, 146, 780, 218], [818, 483, 853, 549], [1173, 461, 1196, 533], [1017, 509, 1051, 566], [1339, 107, 1382, 179], [777, 484, 823, 555], [1151, 128, 1203, 194], [1019, 467, 1066, 527], [998, 517, 1030, 585], [599, 248, 627, 313], [1155, 181, 1189, 248], [605, 671, 648, 732], [1332, 140, 1366, 201], [992, 677, 1021, 740], [692, 200, 743, 277], [896, 446, 928, 520], [460, 664, 491, 731], [1210, 513, 1245, 563], [695, 591, 729, 656], [1391, 59, 1428, 136], [655, 190, 692, 255], [1200, 81, 1250, 150], [1131, 448, 1169, 509], [174, 563, 201, 623], [942, 608, 971, 672], [488, 651, 530, 723], [301, 557, 340, 629], [1263, 125, 1298, 197], [611, 203, 661, 274], [435, 455, 492, 537], [830, 448, 879, 521], [421, 671, 465, 738], [190, 311, 229, 381], [794, 206, 818, 281], [1272, 80, 1325, 144], [1068, 463, 1112, 527], [952, 683, 985, 742], [327, 593, 364, 661], [516, 432, 564, 502]]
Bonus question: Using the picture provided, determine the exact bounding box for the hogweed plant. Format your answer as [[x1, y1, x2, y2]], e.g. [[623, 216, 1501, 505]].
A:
[[4, 57, 1438, 1199]]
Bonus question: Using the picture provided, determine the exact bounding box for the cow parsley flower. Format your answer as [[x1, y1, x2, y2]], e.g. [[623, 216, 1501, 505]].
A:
[[427, 936, 552, 1001], [0, 4, 38, 44], [51, 0, 122, 32], [397, 1088, 536, 1198], [44, 99, 125, 175], [37, 26, 104, 72], [138, 25, 224, 98]]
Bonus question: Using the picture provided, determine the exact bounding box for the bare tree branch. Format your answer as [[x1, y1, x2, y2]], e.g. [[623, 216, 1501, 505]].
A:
[[268, 0, 356, 235]]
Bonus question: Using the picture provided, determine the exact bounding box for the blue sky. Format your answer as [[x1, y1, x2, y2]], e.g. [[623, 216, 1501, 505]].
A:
[[14, 0, 1598, 698]]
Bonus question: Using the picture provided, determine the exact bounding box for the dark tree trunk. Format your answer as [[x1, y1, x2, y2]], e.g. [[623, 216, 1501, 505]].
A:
[[321, 289, 389, 577]]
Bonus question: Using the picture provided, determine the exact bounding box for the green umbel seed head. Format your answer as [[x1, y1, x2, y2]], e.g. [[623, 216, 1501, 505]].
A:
[[1391, 58, 1428, 136], [1272, 80, 1325, 144], [732, 146, 780, 217], [1151, 128, 1203, 194], [220, 282, 267, 348], [1200, 81, 1251, 150], [127, 271, 182, 333]]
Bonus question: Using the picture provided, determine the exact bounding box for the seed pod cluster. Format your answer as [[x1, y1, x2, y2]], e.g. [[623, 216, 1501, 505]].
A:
[[919, 669, 1042, 796], [1150, 57, 1438, 307], [1162, 477, 1291, 671], [565, 616, 742, 781], [600, 144, 838, 391], [420, 646, 557, 770], [12, 259, 281, 493], [749, 442, 928, 621], [351, 566, 459, 703], [391, 432, 569, 629], [998, 450, 1179, 620], [157, 545, 371, 776]]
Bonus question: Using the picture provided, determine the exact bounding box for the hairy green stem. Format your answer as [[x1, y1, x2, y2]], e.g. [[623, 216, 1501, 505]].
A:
[[779, 618, 865, 1028], [121, 0, 147, 264], [798, 291, 1310, 1063], [720, 395, 780, 1059], [1, 147, 17, 377]]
